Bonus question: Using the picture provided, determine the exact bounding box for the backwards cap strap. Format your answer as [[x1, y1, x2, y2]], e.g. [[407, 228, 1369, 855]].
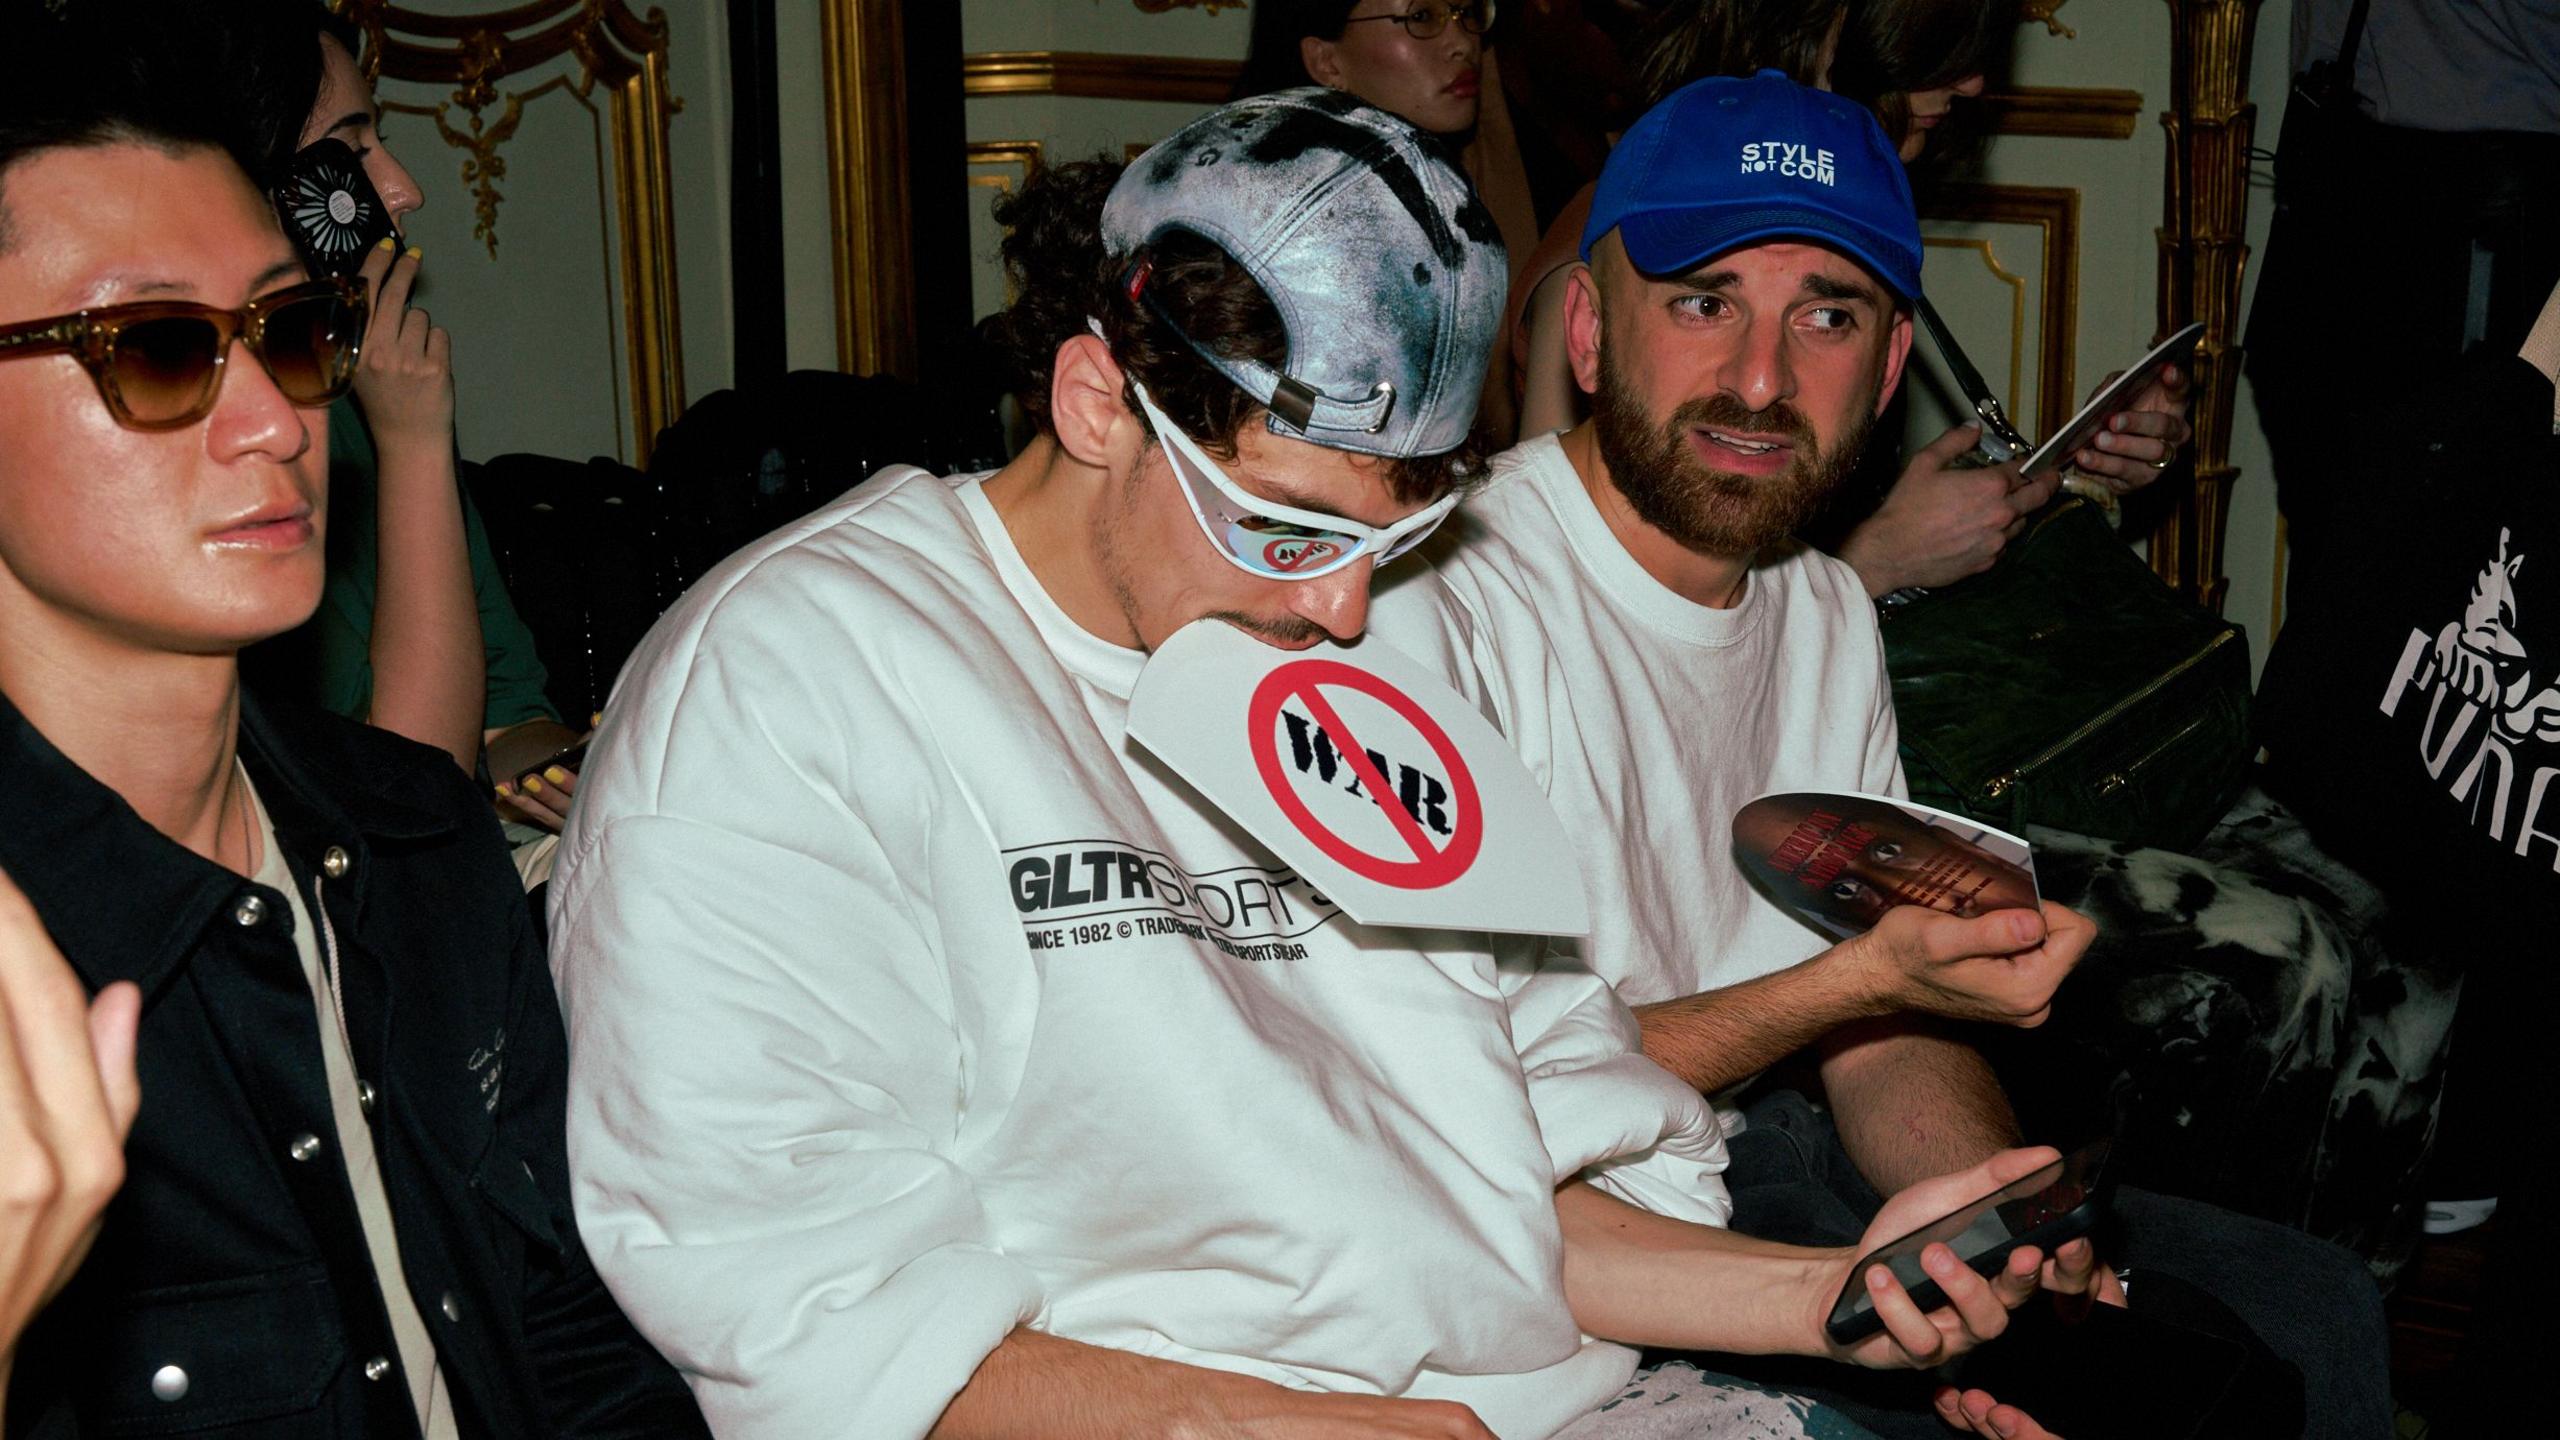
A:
[[1223, 358, 1397, 437], [1123, 260, 1397, 438]]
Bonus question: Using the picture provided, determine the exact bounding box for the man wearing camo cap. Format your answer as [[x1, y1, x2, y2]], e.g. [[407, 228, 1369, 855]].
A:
[[549, 89, 2079, 1440]]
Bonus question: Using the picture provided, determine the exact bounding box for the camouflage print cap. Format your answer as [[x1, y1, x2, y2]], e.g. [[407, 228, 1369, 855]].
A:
[[1101, 88, 1508, 461]]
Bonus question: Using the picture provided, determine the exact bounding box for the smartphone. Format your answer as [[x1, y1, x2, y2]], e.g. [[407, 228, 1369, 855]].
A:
[[1825, 1139, 2113, 1345], [512, 740, 591, 792], [2018, 324, 2205, 478], [272, 138, 398, 279]]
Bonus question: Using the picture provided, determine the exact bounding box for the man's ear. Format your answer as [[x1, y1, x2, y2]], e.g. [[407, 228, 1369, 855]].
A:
[[1873, 309, 1916, 417], [1049, 332, 1137, 471], [1301, 35, 1345, 89], [1563, 263, 1605, 398]]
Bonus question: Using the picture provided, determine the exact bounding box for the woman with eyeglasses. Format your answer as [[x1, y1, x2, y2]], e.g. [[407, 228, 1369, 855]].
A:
[[1236, 1, 1541, 436], [1239, 0, 1500, 138], [222, 2, 586, 837]]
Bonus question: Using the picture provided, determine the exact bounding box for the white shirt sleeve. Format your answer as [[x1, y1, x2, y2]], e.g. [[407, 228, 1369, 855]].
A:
[[1498, 942, 1733, 1227], [548, 634, 1042, 1439]]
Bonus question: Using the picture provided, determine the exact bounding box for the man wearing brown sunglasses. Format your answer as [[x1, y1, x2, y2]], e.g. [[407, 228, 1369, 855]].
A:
[[0, 10, 703, 1436]]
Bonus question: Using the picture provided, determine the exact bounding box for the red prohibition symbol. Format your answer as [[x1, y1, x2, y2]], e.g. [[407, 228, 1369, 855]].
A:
[[1246, 659, 1484, 889], [1261, 536, 1343, 573]]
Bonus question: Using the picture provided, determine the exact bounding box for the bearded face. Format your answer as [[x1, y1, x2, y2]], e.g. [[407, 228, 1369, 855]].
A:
[[1588, 333, 1880, 559]]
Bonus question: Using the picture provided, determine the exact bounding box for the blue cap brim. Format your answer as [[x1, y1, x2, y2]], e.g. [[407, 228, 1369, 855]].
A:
[[1616, 203, 1921, 301]]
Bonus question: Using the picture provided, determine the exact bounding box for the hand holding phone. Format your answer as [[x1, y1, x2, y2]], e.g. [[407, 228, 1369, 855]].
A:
[[493, 722, 594, 836], [2023, 326, 2202, 482], [1827, 1140, 2114, 1348], [512, 739, 590, 794], [344, 235, 452, 450]]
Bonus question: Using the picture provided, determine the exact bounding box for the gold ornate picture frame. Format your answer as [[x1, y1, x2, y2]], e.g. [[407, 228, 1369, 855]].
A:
[[1918, 184, 2083, 440], [341, 0, 684, 463], [820, 0, 915, 379]]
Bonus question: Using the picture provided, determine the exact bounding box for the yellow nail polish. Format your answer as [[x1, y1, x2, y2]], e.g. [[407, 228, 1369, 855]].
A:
[[374, 235, 396, 251], [495, 781, 514, 797], [522, 775, 544, 794], [589, 712, 603, 728], [404, 245, 423, 261], [544, 766, 570, 784]]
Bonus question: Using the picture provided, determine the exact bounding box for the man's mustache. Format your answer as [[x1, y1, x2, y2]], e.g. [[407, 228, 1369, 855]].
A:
[[1213, 611, 1328, 646], [1671, 395, 1814, 444]]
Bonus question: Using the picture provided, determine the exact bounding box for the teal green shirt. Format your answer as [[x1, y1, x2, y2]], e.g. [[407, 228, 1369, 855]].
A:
[[245, 397, 558, 730]]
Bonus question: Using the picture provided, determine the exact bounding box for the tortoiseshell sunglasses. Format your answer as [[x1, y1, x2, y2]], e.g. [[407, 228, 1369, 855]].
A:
[[0, 275, 367, 431]]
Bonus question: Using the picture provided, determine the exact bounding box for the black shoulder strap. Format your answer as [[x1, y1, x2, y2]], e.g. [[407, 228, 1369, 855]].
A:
[[2335, 0, 2374, 85]]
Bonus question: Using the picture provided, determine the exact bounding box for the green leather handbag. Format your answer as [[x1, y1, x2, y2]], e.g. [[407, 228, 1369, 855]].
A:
[[1879, 497, 2253, 850]]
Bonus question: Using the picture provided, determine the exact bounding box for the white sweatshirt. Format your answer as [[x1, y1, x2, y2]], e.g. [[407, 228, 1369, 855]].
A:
[[1370, 433, 1908, 1005], [547, 467, 1731, 1440]]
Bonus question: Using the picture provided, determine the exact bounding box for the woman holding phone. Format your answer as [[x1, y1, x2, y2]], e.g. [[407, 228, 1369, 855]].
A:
[[227, 2, 585, 833]]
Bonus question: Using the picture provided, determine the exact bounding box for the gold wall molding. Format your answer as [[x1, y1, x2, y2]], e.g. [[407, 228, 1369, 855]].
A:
[[1977, 86, 2143, 140], [2151, 0, 2263, 611], [1918, 184, 2081, 440], [2023, 0, 2078, 39], [966, 141, 1046, 187], [965, 52, 2135, 146], [822, 0, 918, 378], [966, 143, 1046, 308], [962, 50, 1240, 105], [1921, 237, 2031, 422], [346, 0, 685, 464]]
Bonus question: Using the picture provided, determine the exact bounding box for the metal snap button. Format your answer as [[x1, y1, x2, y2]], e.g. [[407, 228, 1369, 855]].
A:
[[150, 1365, 189, 1402], [232, 894, 267, 927], [357, 1079, 377, 1115], [321, 845, 351, 879], [363, 1356, 392, 1382], [440, 1292, 461, 1322], [288, 1133, 323, 1163]]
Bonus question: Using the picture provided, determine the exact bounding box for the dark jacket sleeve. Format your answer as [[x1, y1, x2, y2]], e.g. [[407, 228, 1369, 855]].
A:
[[497, 895, 712, 1438]]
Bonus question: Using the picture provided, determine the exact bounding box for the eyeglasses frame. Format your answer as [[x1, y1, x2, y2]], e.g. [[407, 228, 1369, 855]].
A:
[[1129, 377, 1459, 583], [0, 275, 370, 432], [1339, 0, 1495, 42]]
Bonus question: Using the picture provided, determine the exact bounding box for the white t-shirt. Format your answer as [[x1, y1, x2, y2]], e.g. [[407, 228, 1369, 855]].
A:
[[547, 466, 1730, 1440], [1370, 433, 1907, 1006]]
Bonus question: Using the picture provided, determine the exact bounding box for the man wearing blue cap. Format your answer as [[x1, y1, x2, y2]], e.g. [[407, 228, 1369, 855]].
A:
[[549, 88, 2106, 1440], [1374, 71, 2391, 1439]]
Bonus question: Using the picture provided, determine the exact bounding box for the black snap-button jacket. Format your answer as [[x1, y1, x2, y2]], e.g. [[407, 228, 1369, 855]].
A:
[[0, 690, 708, 1438]]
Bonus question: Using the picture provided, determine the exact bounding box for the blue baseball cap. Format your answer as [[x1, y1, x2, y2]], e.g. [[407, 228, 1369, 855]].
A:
[[1582, 71, 1923, 300]]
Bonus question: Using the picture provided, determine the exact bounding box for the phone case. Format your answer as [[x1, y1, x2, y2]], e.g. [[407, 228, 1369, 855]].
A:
[[1826, 1142, 2115, 1345], [514, 740, 591, 790], [273, 138, 396, 279]]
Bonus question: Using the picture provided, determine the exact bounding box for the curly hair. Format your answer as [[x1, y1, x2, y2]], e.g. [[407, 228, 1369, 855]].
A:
[[980, 157, 1491, 505]]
